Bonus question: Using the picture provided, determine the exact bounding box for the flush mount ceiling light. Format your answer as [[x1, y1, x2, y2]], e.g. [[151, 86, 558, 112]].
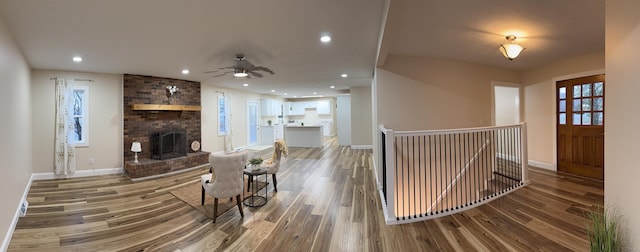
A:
[[72, 56, 82, 62], [499, 35, 525, 60], [181, 69, 189, 74], [233, 69, 249, 77], [320, 35, 331, 43], [242, 83, 249, 87], [341, 74, 348, 78]]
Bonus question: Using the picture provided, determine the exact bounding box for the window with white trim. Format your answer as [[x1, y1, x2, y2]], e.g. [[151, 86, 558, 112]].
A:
[[72, 86, 89, 146], [218, 95, 227, 136]]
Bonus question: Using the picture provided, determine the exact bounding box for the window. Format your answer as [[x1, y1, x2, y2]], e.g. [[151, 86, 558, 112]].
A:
[[218, 95, 227, 136], [72, 86, 89, 146]]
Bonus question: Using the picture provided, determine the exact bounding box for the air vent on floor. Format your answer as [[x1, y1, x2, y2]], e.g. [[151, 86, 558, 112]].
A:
[[19, 200, 28, 217]]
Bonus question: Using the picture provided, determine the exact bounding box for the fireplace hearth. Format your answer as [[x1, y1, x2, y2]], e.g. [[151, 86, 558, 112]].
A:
[[151, 129, 187, 160]]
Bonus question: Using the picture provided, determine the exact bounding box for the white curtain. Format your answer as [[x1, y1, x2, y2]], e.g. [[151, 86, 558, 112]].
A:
[[224, 93, 233, 152], [54, 78, 76, 175]]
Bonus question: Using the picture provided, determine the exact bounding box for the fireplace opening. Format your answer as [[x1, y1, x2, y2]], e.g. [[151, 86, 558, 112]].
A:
[[151, 129, 187, 160]]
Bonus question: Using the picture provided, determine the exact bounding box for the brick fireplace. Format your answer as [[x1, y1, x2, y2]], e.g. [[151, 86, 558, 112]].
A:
[[123, 74, 209, 179]]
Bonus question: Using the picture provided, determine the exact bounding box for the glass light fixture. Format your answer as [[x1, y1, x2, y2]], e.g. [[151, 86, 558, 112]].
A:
[[233, 69, 249, 77], [499, 35, 525, 60]]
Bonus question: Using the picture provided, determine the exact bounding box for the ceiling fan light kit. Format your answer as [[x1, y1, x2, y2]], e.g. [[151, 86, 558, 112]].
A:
[[499, 35, 525, 60], [233, 69, 249, 77]]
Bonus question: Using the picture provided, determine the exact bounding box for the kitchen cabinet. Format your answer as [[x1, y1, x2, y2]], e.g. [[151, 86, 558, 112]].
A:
[[317, 100, 331, 115], [260, 99, 282, 116]]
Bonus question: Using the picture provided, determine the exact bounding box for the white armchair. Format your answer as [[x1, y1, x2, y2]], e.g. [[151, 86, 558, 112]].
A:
[[250, 140, 286, 192], [200, 150, 248, 223]]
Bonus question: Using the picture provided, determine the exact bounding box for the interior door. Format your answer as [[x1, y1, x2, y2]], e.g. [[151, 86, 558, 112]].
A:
[[247, 100, 259, 146], [557, 75, 605, 180]]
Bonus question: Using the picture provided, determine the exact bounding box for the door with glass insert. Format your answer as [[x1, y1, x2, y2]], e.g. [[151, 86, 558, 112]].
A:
[[557, 74, 604, 180]]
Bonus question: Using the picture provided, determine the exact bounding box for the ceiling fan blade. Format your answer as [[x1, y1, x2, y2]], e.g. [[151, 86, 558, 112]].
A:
[[252, 66, 274, 74], [212, 71, 232, 77], [204, 70, 219, 73], [250, 71, 263, 78]]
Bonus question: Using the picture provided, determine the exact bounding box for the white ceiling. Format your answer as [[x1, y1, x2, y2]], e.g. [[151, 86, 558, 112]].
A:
[[380, 0, 605, 69], [0, 0, 604, 97]]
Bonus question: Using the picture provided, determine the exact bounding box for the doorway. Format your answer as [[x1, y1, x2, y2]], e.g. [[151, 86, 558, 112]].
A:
[[247, 100, 259, 147], [556, 75, 605, 180], [494, 85, 520, 126]]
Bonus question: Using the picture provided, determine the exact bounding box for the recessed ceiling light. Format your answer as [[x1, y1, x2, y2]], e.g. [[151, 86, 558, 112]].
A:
[[181, 69, 189, 74], [72, 56, 82, 62], [313, 92, 317, 95], [294, 96, 298, 98], [341, 74, 348, 78], [243, 83, 249, 87], [320, 35, 331, 43], [330, 85, 335, 89], [284, 93, 288, 95], [271, 90, 276, 92]]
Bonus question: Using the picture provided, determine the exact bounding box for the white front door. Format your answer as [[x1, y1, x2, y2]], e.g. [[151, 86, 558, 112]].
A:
[[336, 96, 351, 145], [247, 100, 259, 146]]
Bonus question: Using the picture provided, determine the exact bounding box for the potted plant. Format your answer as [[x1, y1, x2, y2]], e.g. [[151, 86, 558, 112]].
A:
[[249, 157, 263, 171], [588, 206, 621, 252], [267, 120, 272, 126]]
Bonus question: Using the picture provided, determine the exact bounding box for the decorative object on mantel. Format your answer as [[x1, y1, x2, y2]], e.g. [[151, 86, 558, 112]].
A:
[[191, 140, 201, 152], [131, 142, 142, 163], [166, 85, 179, 97]]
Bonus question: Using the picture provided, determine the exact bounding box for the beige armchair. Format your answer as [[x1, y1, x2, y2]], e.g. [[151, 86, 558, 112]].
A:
[[252, 140, 286, 192], [200, 150, 248, 223]]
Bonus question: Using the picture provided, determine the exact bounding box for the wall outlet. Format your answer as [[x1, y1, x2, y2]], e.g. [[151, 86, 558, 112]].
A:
[[19, 200, 28, 217]]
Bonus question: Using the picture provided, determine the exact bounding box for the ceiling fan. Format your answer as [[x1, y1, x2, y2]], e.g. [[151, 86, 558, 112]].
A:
[[205, 54, 275, 78]]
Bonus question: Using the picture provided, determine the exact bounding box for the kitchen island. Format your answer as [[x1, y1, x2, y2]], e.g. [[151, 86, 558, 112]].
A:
[[284, 126, 323, 148]]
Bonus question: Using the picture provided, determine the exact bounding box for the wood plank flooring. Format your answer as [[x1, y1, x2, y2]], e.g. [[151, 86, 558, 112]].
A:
[[8, 138, 603, 251]]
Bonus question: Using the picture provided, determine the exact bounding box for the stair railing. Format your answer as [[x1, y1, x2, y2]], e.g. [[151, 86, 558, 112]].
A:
[[377, 123, 529, 224]]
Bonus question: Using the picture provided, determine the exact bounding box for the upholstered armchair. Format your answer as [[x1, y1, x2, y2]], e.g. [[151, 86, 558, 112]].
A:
[[258, 140, 287, 192], [200, 150, 248, 223]]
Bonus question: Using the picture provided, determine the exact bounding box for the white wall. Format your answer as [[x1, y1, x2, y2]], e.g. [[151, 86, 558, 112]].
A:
[[31, 70, 123, 174], [521, 52, 604, 169], [0, 17, 32, 251], [376, 55, 521, 131], [201, 84, 262, 152], [351, 86, 373, 146], [605, 1, 640, 249]]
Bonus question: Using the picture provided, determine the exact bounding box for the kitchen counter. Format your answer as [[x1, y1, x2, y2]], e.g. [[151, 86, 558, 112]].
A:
[[284, 126, 323, 147]]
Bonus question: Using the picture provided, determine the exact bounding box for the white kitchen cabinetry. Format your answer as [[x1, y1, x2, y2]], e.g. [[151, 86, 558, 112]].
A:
[[286, 102, 306, 116], [260, 99, 282, 116], [317, 100, 331, 115]]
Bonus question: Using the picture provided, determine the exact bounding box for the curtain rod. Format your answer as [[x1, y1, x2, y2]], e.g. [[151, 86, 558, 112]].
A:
[[50, 77, 95, 82]]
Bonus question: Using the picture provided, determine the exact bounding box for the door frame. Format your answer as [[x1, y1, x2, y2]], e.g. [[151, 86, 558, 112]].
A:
[[551, 69, 605, 171]]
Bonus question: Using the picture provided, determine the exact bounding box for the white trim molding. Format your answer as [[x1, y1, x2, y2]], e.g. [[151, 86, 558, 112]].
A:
[[31, 167, 123, 180], [1, 178, 33, 252], [528, 160, 555, 171], [351, 145, 373, 150]]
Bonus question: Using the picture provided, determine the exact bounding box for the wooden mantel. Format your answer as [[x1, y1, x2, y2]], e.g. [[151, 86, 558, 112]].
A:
[[132, 104, 202, 111]]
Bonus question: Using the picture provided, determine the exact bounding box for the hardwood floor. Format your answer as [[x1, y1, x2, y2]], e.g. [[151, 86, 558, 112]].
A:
[[8, 138, 603, 251]]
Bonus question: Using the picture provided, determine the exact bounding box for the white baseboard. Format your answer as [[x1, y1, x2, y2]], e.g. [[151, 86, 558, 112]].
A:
[[2, 176, 33, 252], [31, 167, 123, 180], [351, 145, 373, 150], [528, 160, 555, 171]]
